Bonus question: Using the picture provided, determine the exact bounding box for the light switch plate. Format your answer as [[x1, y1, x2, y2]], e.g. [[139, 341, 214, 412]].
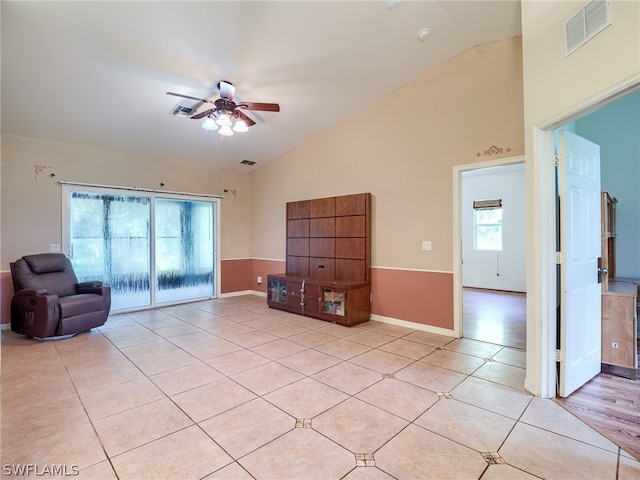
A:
[[422, 240, 432, 251]]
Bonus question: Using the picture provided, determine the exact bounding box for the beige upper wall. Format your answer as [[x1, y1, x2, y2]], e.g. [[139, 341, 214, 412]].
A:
[[251, 36, 524, 272], [0, 135, 252, 266], [521, 0, 640, 127]]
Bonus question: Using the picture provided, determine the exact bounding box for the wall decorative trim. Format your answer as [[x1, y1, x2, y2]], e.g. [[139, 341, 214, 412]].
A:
[[476, 145, 512, 157]]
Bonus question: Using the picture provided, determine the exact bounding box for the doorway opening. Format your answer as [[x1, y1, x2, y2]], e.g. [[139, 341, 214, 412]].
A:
[[535, 85, 639, 459], [453, 157, 526, 351]]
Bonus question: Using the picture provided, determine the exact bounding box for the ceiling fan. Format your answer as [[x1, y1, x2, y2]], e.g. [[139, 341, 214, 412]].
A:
[[167, 81, 280, 136]]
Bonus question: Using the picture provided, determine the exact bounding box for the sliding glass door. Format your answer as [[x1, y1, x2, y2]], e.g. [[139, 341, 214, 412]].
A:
[[63, 185, 218, 311], [155, 198, 215, 304]]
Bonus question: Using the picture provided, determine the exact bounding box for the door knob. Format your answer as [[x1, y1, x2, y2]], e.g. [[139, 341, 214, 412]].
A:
[[598, 267, 609, 275]]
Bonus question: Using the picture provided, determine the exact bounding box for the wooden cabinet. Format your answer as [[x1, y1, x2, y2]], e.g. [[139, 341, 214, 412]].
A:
[[602, 281, 638, 380], [268, 193, 371, 326], [600, 191, 637, 380], [267, 274, 370, 326], [601, 192, 617, 290]]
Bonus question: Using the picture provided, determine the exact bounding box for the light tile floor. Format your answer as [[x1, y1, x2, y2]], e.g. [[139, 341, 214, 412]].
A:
[[2, 295, 639, 480]]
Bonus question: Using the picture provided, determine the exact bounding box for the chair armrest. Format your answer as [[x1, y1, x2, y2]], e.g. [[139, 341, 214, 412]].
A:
[[14, 288, 49, 297], [75, 283, 112, 314], [11, 291, 60, 337], [76, 281, 104, 295]]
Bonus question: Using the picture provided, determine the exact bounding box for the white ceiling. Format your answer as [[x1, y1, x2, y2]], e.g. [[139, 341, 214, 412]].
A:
[[1, 1, 522, 171]]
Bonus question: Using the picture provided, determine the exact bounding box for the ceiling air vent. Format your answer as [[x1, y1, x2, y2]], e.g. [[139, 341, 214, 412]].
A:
[[169, 105, 197, 118], [565, 0, 611, 56], [240, 160, 257, 166]]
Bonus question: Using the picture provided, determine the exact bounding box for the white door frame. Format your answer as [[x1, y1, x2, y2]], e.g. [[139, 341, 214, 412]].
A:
[[527, 79, 639, 398], [452, 155, 525, 339]]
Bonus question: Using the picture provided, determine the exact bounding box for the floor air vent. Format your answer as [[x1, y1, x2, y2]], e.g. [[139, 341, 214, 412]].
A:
[[565, 0, 611, 56], [240, 160, 257, 166]]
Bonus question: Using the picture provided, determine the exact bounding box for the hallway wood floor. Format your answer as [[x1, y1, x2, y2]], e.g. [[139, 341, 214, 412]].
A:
[[462, 287, 640, 461], [462, 288, 526, 350], [555, 343, 640, 461]]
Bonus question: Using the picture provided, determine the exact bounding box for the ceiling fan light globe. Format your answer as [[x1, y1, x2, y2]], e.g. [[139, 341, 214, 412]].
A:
[[216, 113, 232, 127], [218, 125, 234, 137], [233, 120, 249, 133], [201, 117, 218, 131]]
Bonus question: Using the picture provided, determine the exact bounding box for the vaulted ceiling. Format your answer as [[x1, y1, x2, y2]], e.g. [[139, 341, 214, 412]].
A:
[[1, 1, 522, 171]]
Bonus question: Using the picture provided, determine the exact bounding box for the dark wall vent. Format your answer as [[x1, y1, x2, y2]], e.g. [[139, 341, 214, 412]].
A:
[[169, 105, 197, 118], [240, 160, 257, 166]]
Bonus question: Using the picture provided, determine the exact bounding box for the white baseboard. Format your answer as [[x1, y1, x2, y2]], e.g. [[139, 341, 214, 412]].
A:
[[219, 290, 266, 298], [369, 313, 457, 338]]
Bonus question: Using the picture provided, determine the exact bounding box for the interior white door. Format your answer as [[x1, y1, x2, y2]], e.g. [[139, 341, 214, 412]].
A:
[[558, 129, 602, 397]]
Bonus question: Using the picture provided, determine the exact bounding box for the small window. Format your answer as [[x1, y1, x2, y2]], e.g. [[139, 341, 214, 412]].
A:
[[474, 205, 502, 252]]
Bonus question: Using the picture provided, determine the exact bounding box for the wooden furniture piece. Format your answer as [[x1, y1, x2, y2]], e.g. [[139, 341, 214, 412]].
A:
[[602, 280, 638, 380], [600, 191, 616, 291], [267, 193, 371, 326], [600, 191, 637, 380]]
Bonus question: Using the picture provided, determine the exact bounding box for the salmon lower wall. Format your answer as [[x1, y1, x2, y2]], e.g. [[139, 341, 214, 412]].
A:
[[371, 267, 453, 331], [220, 258, 253, 294], [220, 258, 287, 296], [1, 262, 453, 331]]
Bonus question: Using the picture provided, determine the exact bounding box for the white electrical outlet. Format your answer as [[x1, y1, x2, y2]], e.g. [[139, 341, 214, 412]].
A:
[[257, 276, 262, 284], [49, 243, 61, 252], [612, 342, 619, 348], [421, 240, 432, 251]]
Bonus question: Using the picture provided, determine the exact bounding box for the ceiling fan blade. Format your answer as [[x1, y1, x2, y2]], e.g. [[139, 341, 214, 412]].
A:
[[235, 109, 256, 127], [237, 102, 280, 112], [218, 81, 235, 101], [190, 108, 215, 120], [166, 92, 217, 105]]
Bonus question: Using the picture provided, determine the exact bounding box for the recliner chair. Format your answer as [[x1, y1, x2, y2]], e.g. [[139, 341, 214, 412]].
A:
[[10, 253, 111, 338]]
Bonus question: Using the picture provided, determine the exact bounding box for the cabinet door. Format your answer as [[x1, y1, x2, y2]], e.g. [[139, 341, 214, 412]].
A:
[[336, 216, 365, 237], [310, 238, 335, 257], [309, 218, 335, 237], [310, 197, 335, 218], [287, 256, 309, 276], [286, 281, 304, 313], [309, 258, 335, 280], [321, 288, 346, 317], [303, 284, 321, 315], [336, 259, 366, 283], [288, 200, 310, 219], [336, 193, 367, 216], [267, 278, 287, 305], [336, 238, 365, 259], [602, 292, 636, 368], [288, 219, 309, 237], [288, 238, 310, 256]]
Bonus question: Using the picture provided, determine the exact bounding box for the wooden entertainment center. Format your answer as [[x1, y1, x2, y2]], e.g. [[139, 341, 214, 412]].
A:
[[267, 193, 371, 326]]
